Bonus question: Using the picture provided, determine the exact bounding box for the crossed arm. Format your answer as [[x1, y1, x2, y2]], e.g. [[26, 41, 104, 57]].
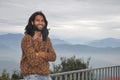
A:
[[21, 35, 56, 67]]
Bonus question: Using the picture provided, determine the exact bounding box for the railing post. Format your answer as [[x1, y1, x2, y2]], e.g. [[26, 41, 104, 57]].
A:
[[78, 73, 80, 80], [82, 72, 84, 80], [110, 67, 113, 78], [59, 75, 62, 80], [70, 74, 72, 80], [118, 66, 119, 80], [64, 74, 67, 80], [89, 70, 91, 80], [73, 73, 76, 80], [55, 76, 58, 80]]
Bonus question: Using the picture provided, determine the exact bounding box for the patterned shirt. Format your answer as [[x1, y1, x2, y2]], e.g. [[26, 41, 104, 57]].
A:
[[20, 34, 56, 77]]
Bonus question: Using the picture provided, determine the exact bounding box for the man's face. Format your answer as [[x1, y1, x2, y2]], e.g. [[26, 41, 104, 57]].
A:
[[32, 15, 45, 30]]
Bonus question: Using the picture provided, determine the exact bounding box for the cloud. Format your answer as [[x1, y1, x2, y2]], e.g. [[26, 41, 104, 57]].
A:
[[0, 25, 24, 34], [0, 0, 120, 41]]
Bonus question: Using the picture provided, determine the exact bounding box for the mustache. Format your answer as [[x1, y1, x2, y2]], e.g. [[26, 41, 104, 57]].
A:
[[32, 25, 43, 31]]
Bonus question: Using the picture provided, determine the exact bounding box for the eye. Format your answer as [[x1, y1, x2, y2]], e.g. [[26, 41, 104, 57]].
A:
[[42, 20, 44, 22], [36, 19, 40, 21]]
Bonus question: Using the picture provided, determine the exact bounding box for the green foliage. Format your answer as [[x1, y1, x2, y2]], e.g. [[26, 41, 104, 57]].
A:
[[0, 69, 23, 80], [51, 55, 91, 73], [0, 69, 10, 80], [11, 70, 23, 80]]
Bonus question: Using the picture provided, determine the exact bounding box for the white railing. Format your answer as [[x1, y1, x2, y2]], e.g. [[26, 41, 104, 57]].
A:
[[50, 65, 120, 80]]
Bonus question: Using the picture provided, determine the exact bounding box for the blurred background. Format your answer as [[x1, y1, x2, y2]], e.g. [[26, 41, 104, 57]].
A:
[[0, 0, 120, 78]]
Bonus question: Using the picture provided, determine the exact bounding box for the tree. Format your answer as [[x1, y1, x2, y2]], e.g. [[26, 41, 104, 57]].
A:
[[0, 69, 10, 80], [51, 55, 91, 73], [11, 70, 23, 80]]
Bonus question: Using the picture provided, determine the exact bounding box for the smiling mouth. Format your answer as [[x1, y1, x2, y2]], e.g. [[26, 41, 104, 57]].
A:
[[38, 26, 44, 29], [38, 24, 43, 26]]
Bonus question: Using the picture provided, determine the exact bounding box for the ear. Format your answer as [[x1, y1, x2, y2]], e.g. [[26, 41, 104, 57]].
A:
[[31, 21, 33, 25]]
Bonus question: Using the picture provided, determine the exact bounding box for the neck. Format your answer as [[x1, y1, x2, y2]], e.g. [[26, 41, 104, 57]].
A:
[[34, 31, 41, 37]]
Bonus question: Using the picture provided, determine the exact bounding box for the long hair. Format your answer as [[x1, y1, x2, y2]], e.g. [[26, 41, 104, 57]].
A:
[[24, 11, 49, 41]]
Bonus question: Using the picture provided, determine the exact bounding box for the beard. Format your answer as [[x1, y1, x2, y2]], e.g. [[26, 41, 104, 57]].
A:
[[31, 24, 49, 41], [32, 25, 44, 32]]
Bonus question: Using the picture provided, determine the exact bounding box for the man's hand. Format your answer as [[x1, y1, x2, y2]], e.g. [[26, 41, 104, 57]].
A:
[[36, 52, 46, 59]]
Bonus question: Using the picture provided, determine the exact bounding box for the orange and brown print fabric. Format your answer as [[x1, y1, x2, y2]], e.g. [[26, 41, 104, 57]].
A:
[[20, 34, 56, 77]]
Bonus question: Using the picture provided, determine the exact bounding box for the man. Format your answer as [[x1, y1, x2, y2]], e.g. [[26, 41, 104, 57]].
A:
[[20, 11, 56, 80]]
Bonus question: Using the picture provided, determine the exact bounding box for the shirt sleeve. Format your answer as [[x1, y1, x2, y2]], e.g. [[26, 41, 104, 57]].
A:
[[43, 37, 57, 62], [21, 34, 46, 67]]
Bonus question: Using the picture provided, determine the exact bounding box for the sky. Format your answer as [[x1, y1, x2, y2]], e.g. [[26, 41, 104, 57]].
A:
[[0, 0, 120, 43]]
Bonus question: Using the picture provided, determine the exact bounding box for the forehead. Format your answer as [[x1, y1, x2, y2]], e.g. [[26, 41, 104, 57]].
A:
[[35, 15, 44, 19]]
